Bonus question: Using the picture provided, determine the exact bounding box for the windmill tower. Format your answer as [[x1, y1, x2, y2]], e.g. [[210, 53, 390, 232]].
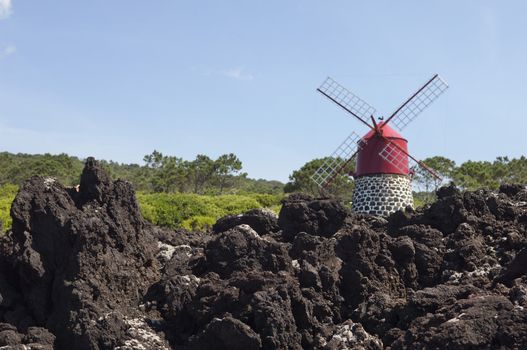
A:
[[312, 74, 449, 216]]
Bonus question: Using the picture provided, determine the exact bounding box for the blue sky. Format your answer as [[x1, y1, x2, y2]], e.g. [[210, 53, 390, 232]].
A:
[[1, 1, 526, 182]]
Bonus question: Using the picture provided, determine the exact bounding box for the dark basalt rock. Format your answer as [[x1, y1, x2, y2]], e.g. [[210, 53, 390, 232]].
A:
[[79, 156, 113, 204], [186, 316, 262, 350], [499, 183, 525, 197], [205, 225, 293, 278], [498, 246, 527, 285], [212, 208, 279, 235], [390, 295, 527, 349], [0, 158, 163, 349], [0, 323, 54, 349], [0, 162, 527, 349], [278, 195, 349, 241]]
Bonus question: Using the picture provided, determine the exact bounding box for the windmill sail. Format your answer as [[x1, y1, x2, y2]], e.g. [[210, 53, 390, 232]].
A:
[[385, 74, 449, 132], [378, 142, 408, 174], [317, 77, 376, 128], [311, 132, 366, 188], [379, 141, 442, 180]]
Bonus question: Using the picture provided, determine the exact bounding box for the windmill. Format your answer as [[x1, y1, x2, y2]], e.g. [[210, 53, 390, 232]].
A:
[[311, 74, 449, 216]]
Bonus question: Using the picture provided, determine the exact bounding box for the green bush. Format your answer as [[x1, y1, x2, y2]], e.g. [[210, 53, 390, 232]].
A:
[[413, 191, 436, 208], [136, 192, 282, 230], [250, 193, 283, 208], [269, 204, 282, 215], [0, 184, 18, 233], [181, 216, 217, 231], [210, 195, 261, 215]]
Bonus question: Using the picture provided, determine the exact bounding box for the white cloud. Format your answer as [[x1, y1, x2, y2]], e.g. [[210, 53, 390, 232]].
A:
[[220, 67, 254, 81], [0, 44, 15, 58], [0, 0, 12, 20]]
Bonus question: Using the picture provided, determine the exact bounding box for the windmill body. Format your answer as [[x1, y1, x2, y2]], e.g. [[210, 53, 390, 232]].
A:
[[355, 122, 408, 176], [312, 74, 449, 217], [352, 122, 413, 216]]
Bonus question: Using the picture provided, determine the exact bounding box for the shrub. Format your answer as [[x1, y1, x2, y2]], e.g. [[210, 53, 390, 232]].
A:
[[0, 184, 18, 233], [181, 215, 217, 231], [250, 193, 283, 207], [211, 195, 261, 215], [136, 192, 282, 230], [0, 187, 283, 233]]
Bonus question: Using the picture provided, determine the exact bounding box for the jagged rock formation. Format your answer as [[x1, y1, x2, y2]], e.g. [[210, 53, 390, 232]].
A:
[[0, 158, 165, 349], [0, 158, 526, 349]]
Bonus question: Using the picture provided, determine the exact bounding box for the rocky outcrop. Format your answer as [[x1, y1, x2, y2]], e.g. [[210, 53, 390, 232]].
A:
[[278, 194, 349, 241], [0, 158, 165, 349], [0, 161, 526, 349], [213, 208, 279, 235]]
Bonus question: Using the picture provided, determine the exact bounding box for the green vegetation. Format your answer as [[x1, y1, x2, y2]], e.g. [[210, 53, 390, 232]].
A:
[[412, 156, 527, 204], [0, 184, 18, 233], [137, 192, 282, 231], [0, 151, 284, 233], [0, 151, 283, 195], [411, 156, 457, 204], [0, 152, 84, 186], [1, 151, 527, 233], [0, 184, 282, 233], [284, 157, 355, 201], [287, 155, 527, 206], [414, 156, 527, 191]]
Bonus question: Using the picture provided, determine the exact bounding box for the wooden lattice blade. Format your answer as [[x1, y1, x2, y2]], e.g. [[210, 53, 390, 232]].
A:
[[378, 140, 442, 180], [386, 74, 449, 132], [311, 132, 366, 188], [317, 77, 376, 128]]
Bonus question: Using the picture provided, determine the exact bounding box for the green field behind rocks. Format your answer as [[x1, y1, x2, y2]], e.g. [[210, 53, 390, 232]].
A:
[[136, 192, 282, 231], [0, 184, 282, 233]]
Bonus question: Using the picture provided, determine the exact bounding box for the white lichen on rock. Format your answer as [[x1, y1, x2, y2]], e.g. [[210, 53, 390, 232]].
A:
[[114, 317, 170, 350], [325, 320, 383, 350]]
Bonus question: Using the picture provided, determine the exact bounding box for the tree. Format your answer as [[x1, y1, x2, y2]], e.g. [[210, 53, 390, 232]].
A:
[[143, 151, 188, 192], [450, 156, 527, 191], [451, 160, 496, 190], [143, 150, 164, 169], [411, 156, 456, 204], [413, 156, 456, 191], [155, 157, 188, 193], [188, 155, 216, 194], [239, 178, 284, 194], [285, 157, 354, 201], [213, 153, 243, 194], [504, 156, 527, 184]]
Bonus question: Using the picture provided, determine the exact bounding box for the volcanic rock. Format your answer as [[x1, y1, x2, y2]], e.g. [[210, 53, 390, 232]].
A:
[[0, 159, 165, 349], [213, 208, 279, 235], [278, 194, 348, 241], [186, 316, 262, 350], [0, 160, 526, 349]]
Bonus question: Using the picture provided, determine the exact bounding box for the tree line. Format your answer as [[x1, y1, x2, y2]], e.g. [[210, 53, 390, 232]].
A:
[[284, 155, 527, 200], [412, 156, 527, 192], [1, 151, 527, 199], [0, 151, 284, 195], [1, 151, 527, 233], [0, 151, 285, 233]]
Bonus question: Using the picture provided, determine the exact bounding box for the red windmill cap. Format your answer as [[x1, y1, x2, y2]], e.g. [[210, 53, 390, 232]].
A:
[[355, 121, 409, 176], [361, 121, 406, 141]]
